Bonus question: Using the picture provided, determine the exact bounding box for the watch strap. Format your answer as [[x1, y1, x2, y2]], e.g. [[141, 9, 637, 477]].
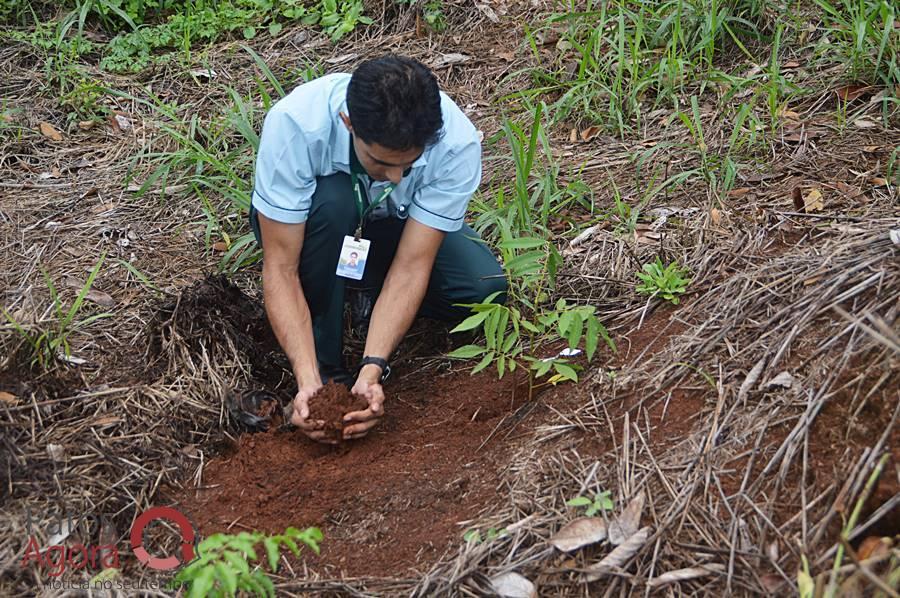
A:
[[358, 356, 390, 382]]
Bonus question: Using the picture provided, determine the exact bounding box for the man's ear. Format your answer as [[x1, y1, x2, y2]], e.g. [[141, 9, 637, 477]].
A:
[[339, 111, 352, 131]]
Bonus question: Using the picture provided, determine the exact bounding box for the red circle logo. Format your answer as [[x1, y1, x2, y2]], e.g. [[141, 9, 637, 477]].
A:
[[130, 507, 197, 570]]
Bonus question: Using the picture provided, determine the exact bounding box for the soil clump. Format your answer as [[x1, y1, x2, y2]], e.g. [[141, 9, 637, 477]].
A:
[[307, 382, 369, 442]]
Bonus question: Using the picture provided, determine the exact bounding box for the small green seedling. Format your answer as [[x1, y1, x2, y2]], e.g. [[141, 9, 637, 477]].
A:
[[567, 491, 614, 517], [463, 527, 507, 544], [170, 527, 322, 598], [635, 257, 690, 304]]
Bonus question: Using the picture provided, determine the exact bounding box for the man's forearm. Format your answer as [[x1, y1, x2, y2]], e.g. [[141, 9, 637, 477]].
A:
[[363, 266, 429, 363], [262, 265, 320, 387]]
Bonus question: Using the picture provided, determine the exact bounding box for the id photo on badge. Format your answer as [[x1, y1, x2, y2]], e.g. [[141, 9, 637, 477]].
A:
[[336, 236, 369, 280]]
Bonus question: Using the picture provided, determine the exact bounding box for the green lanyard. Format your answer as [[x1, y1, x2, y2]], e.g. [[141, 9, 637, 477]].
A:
[[350, 139, 394, 240]]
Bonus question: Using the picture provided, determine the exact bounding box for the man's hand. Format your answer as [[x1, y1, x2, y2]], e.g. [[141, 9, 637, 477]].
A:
[[345, 366, 385, 440], [290, 383, 337, 444]]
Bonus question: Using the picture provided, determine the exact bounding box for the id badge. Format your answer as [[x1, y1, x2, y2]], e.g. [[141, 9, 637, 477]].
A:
[[336, 235, 370, 280]]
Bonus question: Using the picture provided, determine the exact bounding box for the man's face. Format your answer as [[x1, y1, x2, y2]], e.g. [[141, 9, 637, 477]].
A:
[[340, 112, 422, 184]]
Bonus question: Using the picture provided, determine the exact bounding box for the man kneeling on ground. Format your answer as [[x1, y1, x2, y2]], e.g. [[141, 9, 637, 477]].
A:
[[250, 55, 507, 443]]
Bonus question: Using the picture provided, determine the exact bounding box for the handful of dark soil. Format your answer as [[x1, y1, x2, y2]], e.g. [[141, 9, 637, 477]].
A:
[[308, 382, 369, 441]]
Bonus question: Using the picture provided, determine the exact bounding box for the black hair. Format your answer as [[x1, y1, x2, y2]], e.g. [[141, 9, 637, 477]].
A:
[[347, 55, 444, 151]]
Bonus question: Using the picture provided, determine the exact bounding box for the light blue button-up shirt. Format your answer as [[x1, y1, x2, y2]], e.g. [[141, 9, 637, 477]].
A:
[[251, 73, 482, 233]]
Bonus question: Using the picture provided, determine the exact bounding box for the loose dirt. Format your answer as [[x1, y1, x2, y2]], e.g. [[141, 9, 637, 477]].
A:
[[177, 364, 535, 577], [306, 382, 369, 442]]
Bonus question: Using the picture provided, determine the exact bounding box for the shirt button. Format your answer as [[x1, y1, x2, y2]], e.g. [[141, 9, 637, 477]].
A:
[[398, 205, 406, 215]]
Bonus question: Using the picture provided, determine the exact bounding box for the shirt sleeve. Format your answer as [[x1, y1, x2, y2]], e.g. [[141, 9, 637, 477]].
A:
[[251, 108, 320, 224], [408, 140, 481, 233]]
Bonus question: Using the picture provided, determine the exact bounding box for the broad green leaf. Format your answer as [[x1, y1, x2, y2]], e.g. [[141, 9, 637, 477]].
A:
[[450, 310, 489, 333], [566, 496, 592, 507], [585, 316, 600, 361], [501, 330, 519, 353], [495, 309, 509, 351], [505, 250, 544, 275], [279, 536, 300, 556], [485, 310, 500, 349], [263, 537, 280, 571], [214, 561, 238, 595], [186, 565, 216, 598], [521, 320, 540, 333], [472, 351, 494, 374], [553, 362, 578, 382], [254, 570, 276, 598], [448, 344, 486, 359], [531, 359, 553, 378], [498, 354, 506, 377], [566, 312, 584, 349], [558, 310, 576, 338], [222, 550, 250, 575], [597, 491, 614, 510]]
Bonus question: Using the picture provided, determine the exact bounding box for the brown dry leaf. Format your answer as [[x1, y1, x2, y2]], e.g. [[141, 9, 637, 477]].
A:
[[212, 241, 228, 252], [80, 187, 99, 200], [710, 208, 722, 226], [39, 121, 63, 141], [857, 536, 892, 561], [608, 491, 644, 545], [582, 526, 651, 581], [803, 188, 824, 212], [0, 391, 18, 405], [85, 289, 116, 308], [870, 177, 888, 187], [727, 187, 751, 198], [580, 126, 601, 142], [835, 84, 869, 102], [549, 517, 608, 552]]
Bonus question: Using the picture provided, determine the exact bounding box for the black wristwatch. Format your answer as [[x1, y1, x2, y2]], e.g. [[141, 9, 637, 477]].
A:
[[358, 356, 391, 383]]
